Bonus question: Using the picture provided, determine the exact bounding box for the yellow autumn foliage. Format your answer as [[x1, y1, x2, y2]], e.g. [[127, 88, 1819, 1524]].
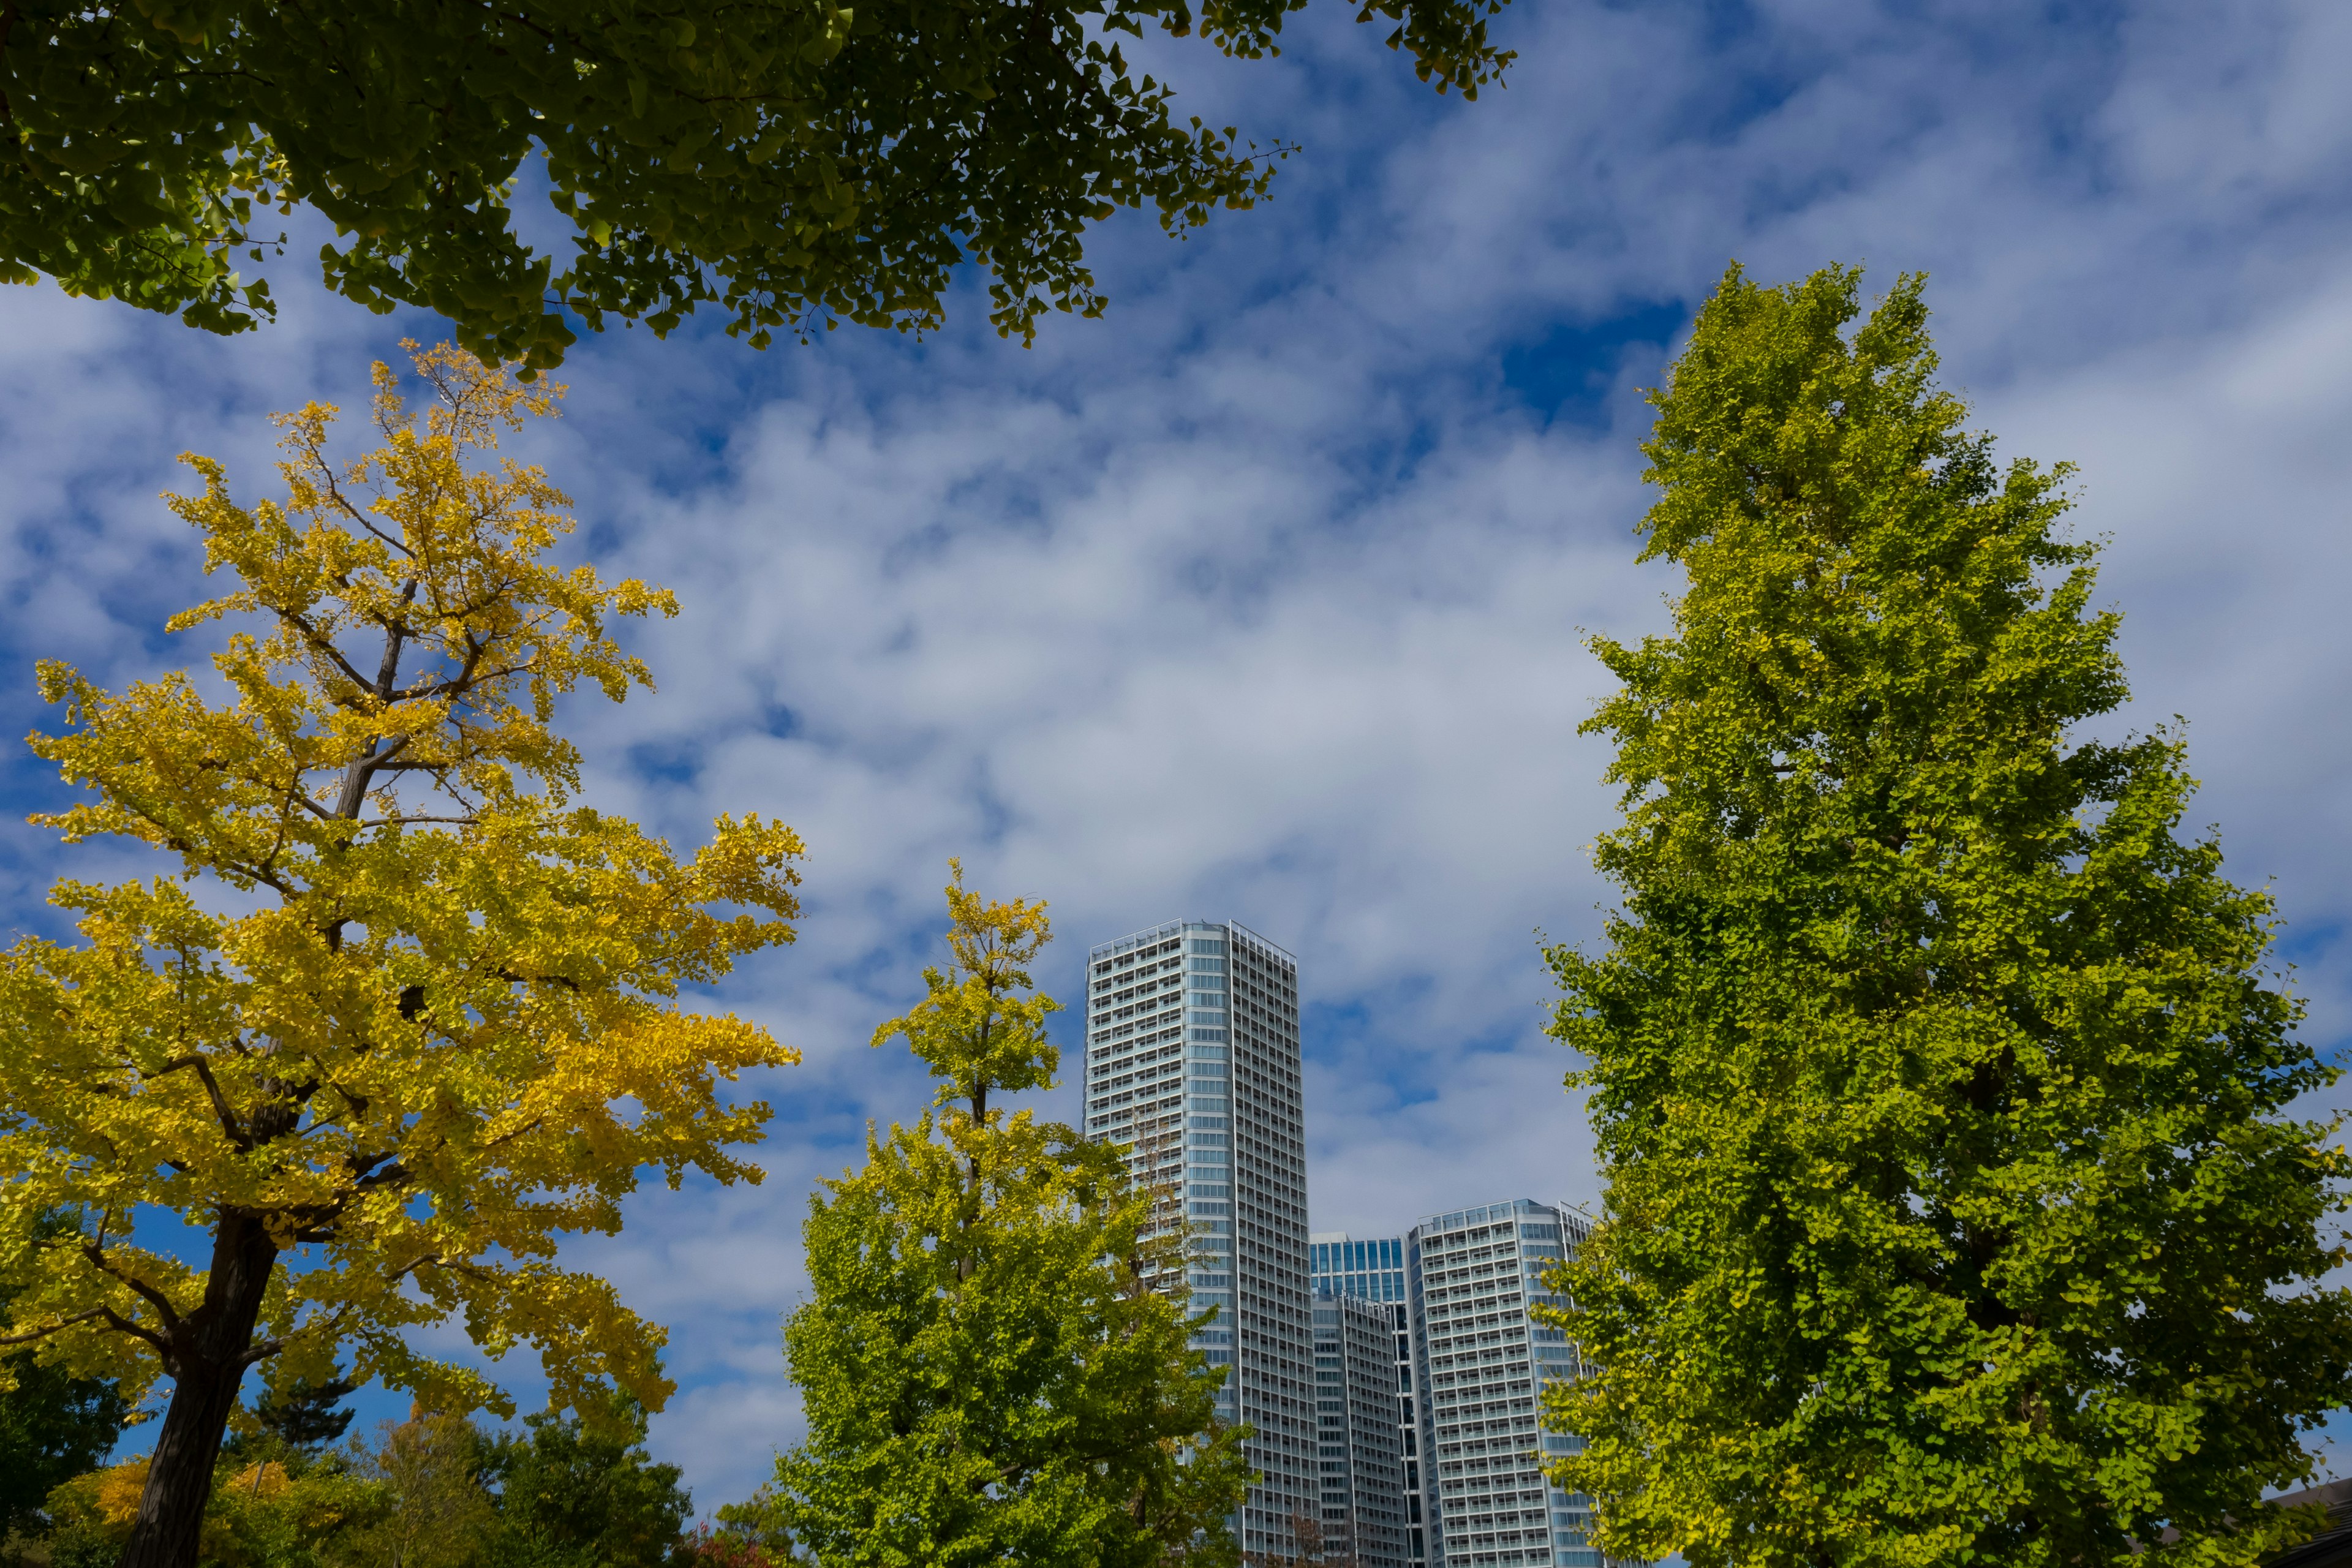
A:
[[225, 1463, 292, 1501], [0, 342, 802, 1466], [48, 1452, 382, 1566], [94, 1457, 152, 1525]]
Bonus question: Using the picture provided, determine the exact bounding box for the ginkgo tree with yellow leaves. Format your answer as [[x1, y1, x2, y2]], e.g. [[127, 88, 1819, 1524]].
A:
[[0, 344, 804, 1568]]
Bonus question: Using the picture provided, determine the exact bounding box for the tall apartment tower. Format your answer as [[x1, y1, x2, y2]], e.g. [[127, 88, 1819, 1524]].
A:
[[1310, 1235, 1428, 1567], [1408, 1200, 1599, 1568], [1313, 1292, 1411, 1568], [1083, 919, 1314, 1561]]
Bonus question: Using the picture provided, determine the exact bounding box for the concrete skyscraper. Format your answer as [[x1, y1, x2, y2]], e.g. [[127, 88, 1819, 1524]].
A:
[[1408, 1199, 1599, 1568], [1313, 1290, 1411, 1568], [1084, 919, 1314, 1561], [1311, 1234, 1428, 1567]]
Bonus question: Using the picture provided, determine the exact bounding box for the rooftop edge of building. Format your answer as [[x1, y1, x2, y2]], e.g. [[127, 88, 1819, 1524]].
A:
[[1414, 1197, 1591, 1235], [1088, 917, 1296, 965]]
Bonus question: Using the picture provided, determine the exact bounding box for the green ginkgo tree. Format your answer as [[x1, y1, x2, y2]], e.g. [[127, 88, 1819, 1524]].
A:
[[772, 865, 1250, 1568], [1542, 262, 2352, 1568]]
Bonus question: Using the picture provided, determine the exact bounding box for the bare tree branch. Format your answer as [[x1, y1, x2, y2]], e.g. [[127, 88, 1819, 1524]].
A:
[[147, 1054, 251, 1150], [318, 466, 418, 563], [81, 1243, 187, 1334], [333, 581, 424, 817], [266, 602, 384, 701], [0, 1307, 109, 1346], [97, 1306, 175, 1360]]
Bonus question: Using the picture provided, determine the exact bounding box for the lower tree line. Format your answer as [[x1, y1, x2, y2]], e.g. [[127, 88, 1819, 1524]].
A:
[[1, 1368, 793, 1568]]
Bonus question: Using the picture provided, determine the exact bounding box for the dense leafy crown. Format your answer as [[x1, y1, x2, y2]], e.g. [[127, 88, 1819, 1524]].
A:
[[1540, 264, 2352, 1568], [0, 0, 1515, 367], [0, 344, 803, 1422], [775, 866, 1248, 1568]]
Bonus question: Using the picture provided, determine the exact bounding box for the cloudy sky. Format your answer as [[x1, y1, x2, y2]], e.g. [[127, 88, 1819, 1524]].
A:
[[4, 0, 2350, 1513]]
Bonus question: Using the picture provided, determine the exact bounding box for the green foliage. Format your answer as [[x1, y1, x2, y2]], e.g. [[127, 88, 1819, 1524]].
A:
[[342, 1409, 497, 1568], [0, 0, 1515, 368], [481, 1398, 692, 1568], [682, 1496, 810, 1568], [0, 1213, 127, 1543], [252, 1370, 360, 1455], [0, 1347, 126, 1542], [16, 1400, 684, 1568], [37, 1445, 385, 1568], [1541, 262, 2352, 1568], [203, 1451, 388, 1568], [774, 864, 1250, 1568]]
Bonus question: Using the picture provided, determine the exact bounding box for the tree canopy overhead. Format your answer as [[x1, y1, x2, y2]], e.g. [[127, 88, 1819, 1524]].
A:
[[1542, 263, 2352, 1568], [0, 0, 1516, 367]]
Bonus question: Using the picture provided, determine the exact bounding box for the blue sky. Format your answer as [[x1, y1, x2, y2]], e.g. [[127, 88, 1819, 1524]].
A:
[[4, 0, 2351, 1517]]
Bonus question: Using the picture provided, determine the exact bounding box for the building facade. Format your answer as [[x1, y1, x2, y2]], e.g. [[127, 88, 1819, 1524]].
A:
[[1314, 1291, 1411, 1568], [1084, 919, 1314, 1561], [1408, 1200, 1599, 1568], [1311, 1234, 1428, 1567]]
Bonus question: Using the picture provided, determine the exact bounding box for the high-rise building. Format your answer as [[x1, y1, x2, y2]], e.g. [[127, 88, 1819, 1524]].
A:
[[1311, 1234, 1409, 1309], [1311, 1235, 1429, 1566], [1408, 1199, 1599, 1568], [1313, 1291, 1411, 1568], [1084, 919, 1314, 1561]]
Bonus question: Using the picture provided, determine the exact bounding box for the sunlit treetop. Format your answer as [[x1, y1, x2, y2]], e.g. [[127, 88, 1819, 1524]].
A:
[[871, 860, 1061, 1123]]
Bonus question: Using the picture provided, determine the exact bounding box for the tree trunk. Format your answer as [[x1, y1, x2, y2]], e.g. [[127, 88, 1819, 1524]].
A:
[[117, 1210, 281, 1568]]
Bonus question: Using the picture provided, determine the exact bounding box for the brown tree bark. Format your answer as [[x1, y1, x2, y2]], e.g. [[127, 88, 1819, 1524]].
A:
[[116, 1210, 281, 1568]]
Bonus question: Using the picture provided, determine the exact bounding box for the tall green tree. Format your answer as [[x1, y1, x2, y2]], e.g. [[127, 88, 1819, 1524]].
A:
[[1541, 263, 2352, 1568], [0, 0, 1515, 368], [773, 864, 1249, 1568]]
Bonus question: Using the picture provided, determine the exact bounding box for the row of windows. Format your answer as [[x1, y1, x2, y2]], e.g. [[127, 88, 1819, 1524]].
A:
[[1090, 935, 1183, 978], [1091, 964, 1181, 1001], [1315, 1237, 1407, 1273], [1319, 1270, 1408, 1303]]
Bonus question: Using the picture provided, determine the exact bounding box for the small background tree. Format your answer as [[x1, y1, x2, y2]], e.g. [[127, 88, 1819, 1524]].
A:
[[680, 1494, 810, 1568], [346, 1409, 499, 1568], [250, 1368, 360, 1456], [1, 1213, 130, 1551], [772, 865, 1250, 1568], [1277, 1507, 1357, 1568], [0, 344, 804, 1568], [1541, 262, 2352, 1568], [481, 1398, 692, 1568]]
